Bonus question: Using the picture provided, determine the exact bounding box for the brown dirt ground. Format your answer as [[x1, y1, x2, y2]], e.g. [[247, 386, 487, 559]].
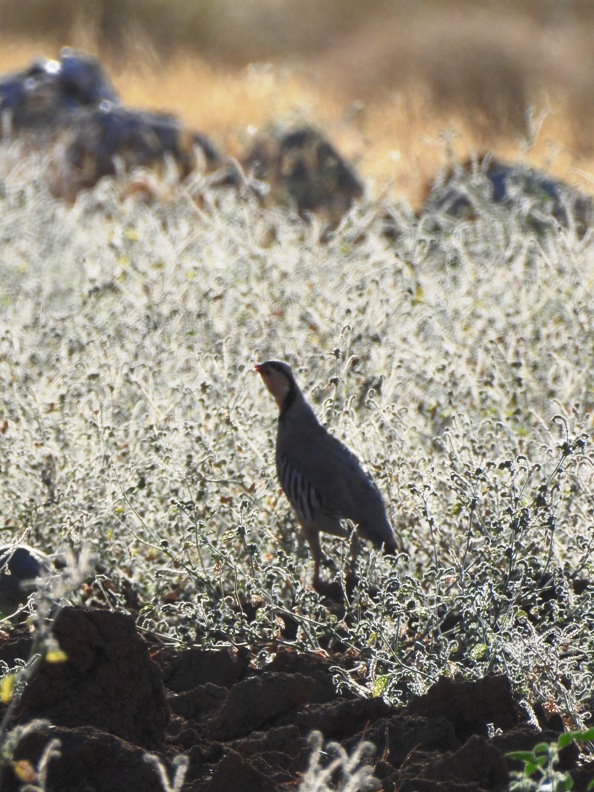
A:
[[0, 607, 592, 791]]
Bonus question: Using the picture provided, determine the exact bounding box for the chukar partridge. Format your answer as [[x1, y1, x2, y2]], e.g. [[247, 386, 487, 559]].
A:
[[255, 360, 397, 587]]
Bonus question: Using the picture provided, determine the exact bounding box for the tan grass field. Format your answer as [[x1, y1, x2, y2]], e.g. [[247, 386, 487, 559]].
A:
[[3, 0, 594, 207]]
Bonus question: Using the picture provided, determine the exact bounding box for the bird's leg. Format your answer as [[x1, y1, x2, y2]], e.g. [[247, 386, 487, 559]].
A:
[[302, 525, 323, 590], [347, 526, 361, 578]]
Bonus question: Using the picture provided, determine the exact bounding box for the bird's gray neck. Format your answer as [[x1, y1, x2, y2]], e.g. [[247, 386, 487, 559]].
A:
[[279, 388, 318, 425]]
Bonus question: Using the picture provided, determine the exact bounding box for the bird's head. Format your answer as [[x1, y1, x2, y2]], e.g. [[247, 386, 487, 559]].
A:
[[255, 360, 297, 411]]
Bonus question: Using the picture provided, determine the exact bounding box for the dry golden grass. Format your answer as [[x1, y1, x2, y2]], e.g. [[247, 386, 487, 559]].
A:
[[2, 27, 594, 207]]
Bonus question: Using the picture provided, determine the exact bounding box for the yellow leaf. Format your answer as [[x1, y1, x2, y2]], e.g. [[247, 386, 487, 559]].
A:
[[0, 674, 14, 704], [372, 675, 388, 697], [12, 760, 36, 783], [46, 648, 68, 664]]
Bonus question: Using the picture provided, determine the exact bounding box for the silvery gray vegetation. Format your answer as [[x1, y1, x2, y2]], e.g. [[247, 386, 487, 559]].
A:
[[0, 140, 593, 766]]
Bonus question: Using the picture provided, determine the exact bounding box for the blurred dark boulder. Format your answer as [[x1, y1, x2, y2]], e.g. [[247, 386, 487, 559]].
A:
[[243, 125, 364, 220], [0, 52, 362, 217], [50, 103, 224, 199], [421, 154, 593, 236], [0, 49, 226, 200], [0, 47, 117, 139]]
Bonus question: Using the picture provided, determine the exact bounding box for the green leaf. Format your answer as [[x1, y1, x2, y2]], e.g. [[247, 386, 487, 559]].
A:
[[506, 751, 538, 762], [533, 742, 551, 754], [470, 643, 487, 660], [572, 727, 594, 742], [557, 732, 574, 749]]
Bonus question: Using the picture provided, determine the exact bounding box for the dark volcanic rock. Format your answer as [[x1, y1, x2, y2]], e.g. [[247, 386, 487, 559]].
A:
[[2, 607, 168, 749], [406, 674, 521, 741], [243, 125, 364, 219], [0, 574, 585, 791], [421, 154, 594, 236], [0, 545, 53, 617], [0, 48, 116, 139], [4, 724, 170, 792], [50, 103, 223, 199], [157, 645, 249, 692]]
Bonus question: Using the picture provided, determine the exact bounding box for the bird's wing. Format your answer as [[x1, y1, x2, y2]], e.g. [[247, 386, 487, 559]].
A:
[[278, 422, 395, 546]]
